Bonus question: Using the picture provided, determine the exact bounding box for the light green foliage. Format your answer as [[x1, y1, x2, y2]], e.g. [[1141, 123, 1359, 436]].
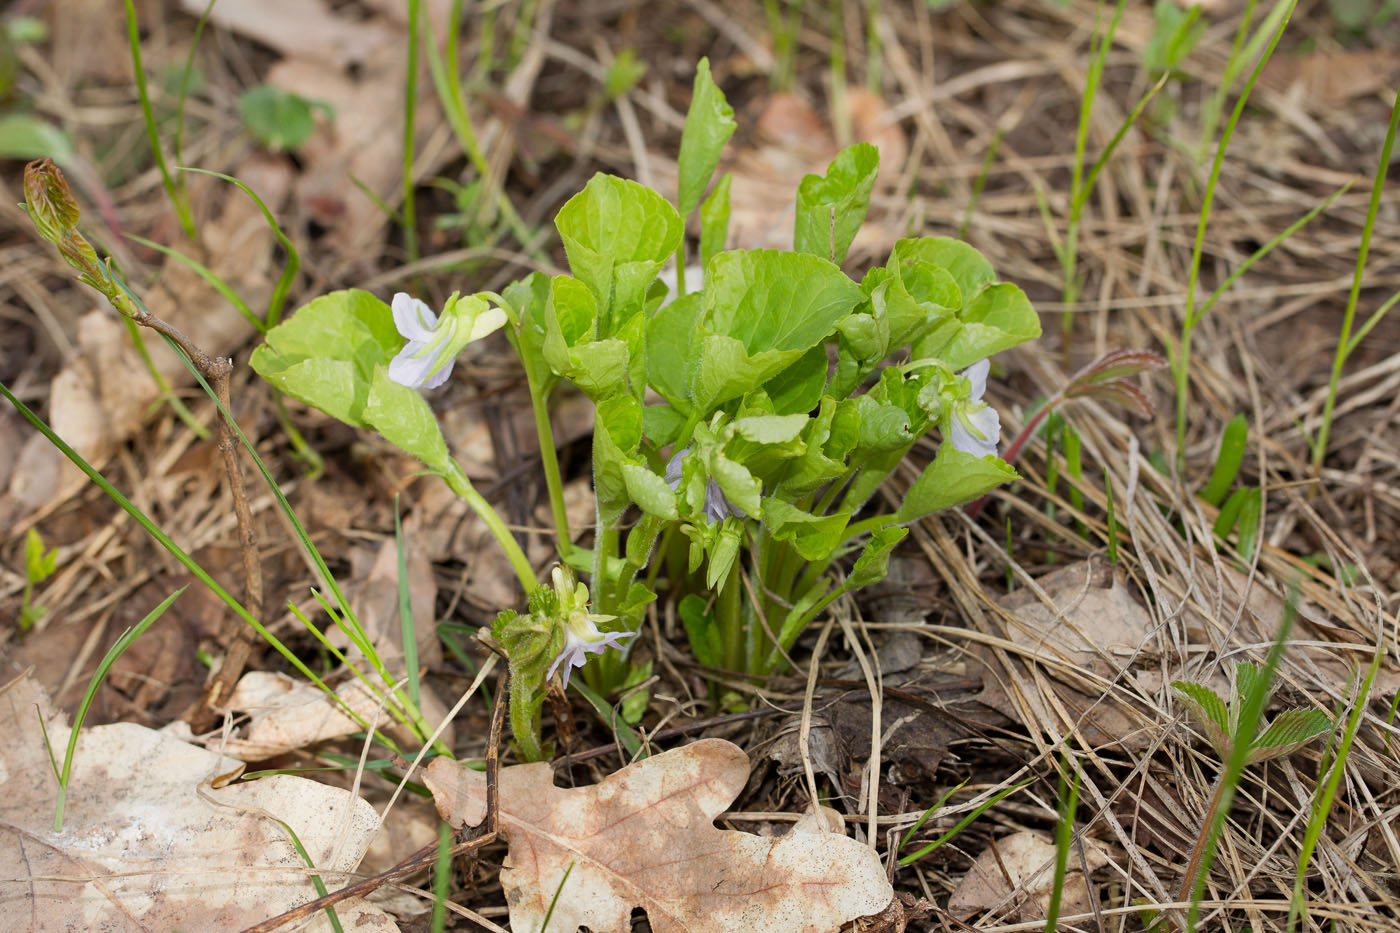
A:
[[603, 48, 647, 100], [19, 527, 60, 630], [794, 142, 880, 265], [251, 290, 452, 473], [699, 172, 732, 271], [1329, 0, 1399, 35], [243, 62, 1042, 756], [676, 58, 736, 217], [1172, 662, 1331, 765], [238, 85, 332, 152], [1144, 0, 1205, 74], [0, 114, 72, 162]]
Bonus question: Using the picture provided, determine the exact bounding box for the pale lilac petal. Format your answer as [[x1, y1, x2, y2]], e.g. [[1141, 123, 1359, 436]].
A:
[[388, 342, 438, 388], [664, 448, 688, 488], [391, 293, 438, 342], [963, 358, 990, 401], [704, 479, 743, 521]]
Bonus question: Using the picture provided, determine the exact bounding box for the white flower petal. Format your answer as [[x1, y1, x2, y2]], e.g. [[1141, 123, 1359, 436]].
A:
[[963, 358, 990, 401], [949, 404, 1000, 459], [420, 358, 454, 389], [388, 342, 438, 388], [392, 293, 438, 342]]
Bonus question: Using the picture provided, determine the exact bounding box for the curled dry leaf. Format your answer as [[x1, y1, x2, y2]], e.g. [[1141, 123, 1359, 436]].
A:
[[976, 559, 1161, 750], [214, 670, 451, 761], [0, 673, 394, 931], [424, 737, 894, 933], [948, 830, 1109, 922]]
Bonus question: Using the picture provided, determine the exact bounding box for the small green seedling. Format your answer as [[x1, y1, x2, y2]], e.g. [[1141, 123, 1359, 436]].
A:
[[1171, 660, 1331, 919], [238, 85, 334, 152], [19, 527, 59, 630], [1143, 0, 1205, 75]]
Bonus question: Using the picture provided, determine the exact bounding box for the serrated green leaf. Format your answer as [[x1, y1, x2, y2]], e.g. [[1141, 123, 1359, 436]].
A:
[[1234, 661, 1270, 711], [1171, 680, 1230, 732], [896, 444, 1019, 522], [699, 172, 732, 270], [891, 237, 995, 309], [849, 525, 908, 589], [677, 58, 736, 217], [690, 335, 805, 413], [555, 173, 682, 326], [732, 413, 810, 446], [1252, 708, 1331, 759], [250, 289, 400, 428], [794, 142, 879, 265]]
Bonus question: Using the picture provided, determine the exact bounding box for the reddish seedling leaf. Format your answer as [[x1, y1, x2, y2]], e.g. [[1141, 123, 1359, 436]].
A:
[[424, 738, 893, 933]]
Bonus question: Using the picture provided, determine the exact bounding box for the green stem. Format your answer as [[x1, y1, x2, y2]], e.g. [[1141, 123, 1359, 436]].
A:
[[508, 673, 546, 762], [485, 290, 572, 558], [402, 0, 421, 262], [717, 563, 743, 672], [124, 0, 194, 238], [273, 393, 324, 479], [843, 511, 897, 544], [442, 460, 537, 590]]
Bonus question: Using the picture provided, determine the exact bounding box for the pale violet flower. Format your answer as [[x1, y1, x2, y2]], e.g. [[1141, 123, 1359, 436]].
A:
[[664, 447, 745, 522], [544, 566, 634, 688], [947, 358, 1001, 459], [388, 291, 507, 389]]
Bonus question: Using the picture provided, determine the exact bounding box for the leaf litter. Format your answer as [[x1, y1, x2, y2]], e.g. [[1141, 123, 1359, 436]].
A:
[[423, 738, 894, 933], [4, 0, 1400, 930], [0, 672, 395, 931]]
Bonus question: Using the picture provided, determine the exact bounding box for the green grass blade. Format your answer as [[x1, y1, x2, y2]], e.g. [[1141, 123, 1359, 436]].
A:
[[898, 780, 970, 856], [1287, 649, 1381, 930], [1176, 0, 1298, 466], [1044, 753, 1081, 933], [1192, 179, 1354, 328], [52, 586, 185, 831], [1187, 589, 1300, 931], [125, 233, 262, 332], [898, 777, 1033, 865], [1201, 414, 1248, 506], [179, 167, 301, 328], [123, 0, 193, 238], [1313, 85, 1400, 471], [395, 496, 422, 712], [430, 819, 453, 933]]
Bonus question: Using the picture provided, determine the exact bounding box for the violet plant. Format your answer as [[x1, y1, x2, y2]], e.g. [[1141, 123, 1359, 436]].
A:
[[250, 59, 1041, 758]]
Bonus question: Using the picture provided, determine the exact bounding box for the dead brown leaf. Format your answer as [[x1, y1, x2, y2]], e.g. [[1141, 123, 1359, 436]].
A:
[[0, 672, 395, 931], [424, 737, 894, 933], [976, 559, 1162, 750], [947, 830, 1108, 923]]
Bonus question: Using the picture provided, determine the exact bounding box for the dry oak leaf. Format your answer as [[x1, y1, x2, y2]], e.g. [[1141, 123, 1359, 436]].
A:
[[948, 830, 1108, 923], [0, 672, 395, 931], [424, 738, 893, 933]]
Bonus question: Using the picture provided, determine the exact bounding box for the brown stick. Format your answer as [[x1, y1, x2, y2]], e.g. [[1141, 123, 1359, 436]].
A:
[[240, 672, 509, 933]]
